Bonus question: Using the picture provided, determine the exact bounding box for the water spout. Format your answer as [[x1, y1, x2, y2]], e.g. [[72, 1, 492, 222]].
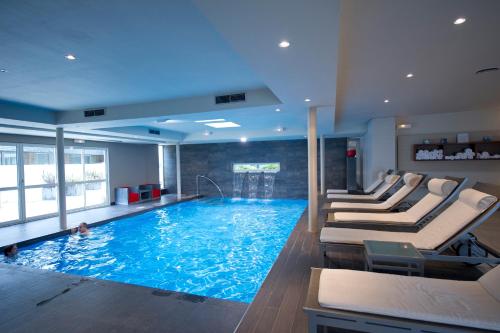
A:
[[263, 173, 276, 199], [247, 173, 260, 199], [233, 173, 246, 198]]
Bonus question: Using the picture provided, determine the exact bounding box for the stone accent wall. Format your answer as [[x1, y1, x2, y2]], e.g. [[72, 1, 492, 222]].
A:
[[164, 138, 346, 199]]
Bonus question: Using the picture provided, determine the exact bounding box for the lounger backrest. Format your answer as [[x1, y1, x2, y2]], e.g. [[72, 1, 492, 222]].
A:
[[363, 171, 385, 193], [415, 189, 498, 250], [371, 175, 400, 198], [378, 173, 423, 208], [406, 178, 458, 221], [479, 265, 500, 302]]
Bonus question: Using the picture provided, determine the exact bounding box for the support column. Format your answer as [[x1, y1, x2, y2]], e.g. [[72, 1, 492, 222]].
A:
[[56, 127, 67, 230], [320, 135, 325, 195], [176, 143, 181, 199], [307, 107, 318, 232]]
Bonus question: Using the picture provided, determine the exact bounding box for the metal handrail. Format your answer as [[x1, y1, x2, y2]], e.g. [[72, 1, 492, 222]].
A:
[[196, 175, 224, 199]]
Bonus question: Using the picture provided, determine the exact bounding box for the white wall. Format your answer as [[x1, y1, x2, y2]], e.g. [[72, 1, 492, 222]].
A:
[[0, 134, 159, 202], [397, 109, 500, 185], [362, 117, 396, 187]]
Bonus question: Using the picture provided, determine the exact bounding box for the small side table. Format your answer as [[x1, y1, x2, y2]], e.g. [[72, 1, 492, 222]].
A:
[[363, 240, 425, 276]]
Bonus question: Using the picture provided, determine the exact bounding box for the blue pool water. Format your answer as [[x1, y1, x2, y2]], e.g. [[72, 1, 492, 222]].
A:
[[5, 198, 307, 303]]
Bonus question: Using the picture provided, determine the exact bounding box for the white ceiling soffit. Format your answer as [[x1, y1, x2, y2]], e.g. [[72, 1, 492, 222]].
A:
[[193, 0, 341, 111], [335, 0, 500, 127], [0, 0, 263, 110]]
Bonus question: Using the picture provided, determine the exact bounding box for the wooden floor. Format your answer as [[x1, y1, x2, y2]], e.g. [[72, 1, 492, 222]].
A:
[[234, 196, 489, 333]]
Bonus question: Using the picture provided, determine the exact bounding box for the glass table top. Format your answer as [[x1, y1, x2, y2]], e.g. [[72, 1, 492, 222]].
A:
[[364, 240, 424, 259]]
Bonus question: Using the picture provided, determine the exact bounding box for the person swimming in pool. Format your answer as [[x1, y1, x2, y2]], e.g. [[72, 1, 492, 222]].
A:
[[71, 222, 90, 236], [3, 244, 18, 258]]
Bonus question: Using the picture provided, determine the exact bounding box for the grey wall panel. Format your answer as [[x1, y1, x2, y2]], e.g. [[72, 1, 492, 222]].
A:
[[165, 138, 346, 199]]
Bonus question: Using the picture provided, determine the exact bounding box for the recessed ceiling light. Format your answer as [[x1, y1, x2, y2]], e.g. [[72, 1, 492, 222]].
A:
[[195, 118, 225, 123], [275, 108, 281, 112], [158, 119, 185, 124], [406, 73, 414, 78], [240, 137, 248, 143], [0, 69, 7, 73], [384, 99, 390, 103], [279, 40, 290, 48], [304, 98, 311, 102], [205, 121, 240, 128], [203, 130, 213, 136], [398, 123, 412, 129], [276, 127, 286, 132], [454, 17, 466, 25], [74, 139, 86, 144], [65, 54, 77, 60]]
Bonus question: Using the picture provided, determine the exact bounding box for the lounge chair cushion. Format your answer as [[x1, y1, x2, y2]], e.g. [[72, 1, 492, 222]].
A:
[[460, 188, 497, 210], [479, 265, 500, 302], [318, 269, 500, 331], [331, 178, 458, 223], [321, 189, 497, 250], [403, 172, 420, 187], [428, 178, 457, 196], [326, 175, 399, 200], [330, 174, 422, 211]]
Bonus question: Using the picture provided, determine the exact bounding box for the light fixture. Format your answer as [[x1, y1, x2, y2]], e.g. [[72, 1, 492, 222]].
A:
[[275, 108, 281, 112], [304, 98, 311, 102], [276, 127, 286, 132], [384, 99, 390, 103], [398, 123, 412, 129], [205, 121, 240, 128], [454, 17, 466, 25], [65, 54, 77, 60], [74, 139, 85, 144], [279, 40, 290, 48], [240, 137, 248, 143], [406, 73, 414, 78], [203, 130, 213, 136], [195, 118, 225, 123], [0, 69, 7, 73]]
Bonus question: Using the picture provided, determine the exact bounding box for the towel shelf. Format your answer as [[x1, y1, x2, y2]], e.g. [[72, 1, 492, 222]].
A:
[[413, 141, 500, 161]]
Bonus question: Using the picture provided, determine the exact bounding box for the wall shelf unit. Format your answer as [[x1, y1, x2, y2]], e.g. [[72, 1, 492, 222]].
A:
[[413, 141, 500, 161]]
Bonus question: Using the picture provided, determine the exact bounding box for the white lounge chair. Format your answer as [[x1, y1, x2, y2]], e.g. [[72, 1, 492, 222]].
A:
[[327, 170, 389, 195], [325, 173, 425, 212], [304, 266, 500, 332], [326, 177, 465, 229], [320, 188, 499, 257], [326, 173, 401, 201]]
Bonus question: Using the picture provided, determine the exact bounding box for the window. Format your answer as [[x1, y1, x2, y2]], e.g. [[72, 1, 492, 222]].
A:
[[0, 142, 109, 225], [233, 162, 280, 173], [0, 144, 19, 224]]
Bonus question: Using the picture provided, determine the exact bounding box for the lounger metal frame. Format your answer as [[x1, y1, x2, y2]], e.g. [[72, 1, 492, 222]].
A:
[[323, 173, 427, 213], [303, 268, 498, 333], [320, 201, 500, 266], [325, 176, 468, 230]]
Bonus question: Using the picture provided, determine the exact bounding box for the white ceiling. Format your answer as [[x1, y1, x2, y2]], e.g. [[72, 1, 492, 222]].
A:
[[0, 0, 498, 144], [335, 0, 500, 127]]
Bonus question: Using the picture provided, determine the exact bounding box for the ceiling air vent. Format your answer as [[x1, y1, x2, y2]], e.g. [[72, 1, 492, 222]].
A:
[[148, 129, 160, 135], [84, 109, 105, 117], [475, 67, 499, 75], [215, 92, 246, 104]]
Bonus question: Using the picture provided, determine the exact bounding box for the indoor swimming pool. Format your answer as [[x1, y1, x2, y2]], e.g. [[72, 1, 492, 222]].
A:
[[4, 198, 307, 303]]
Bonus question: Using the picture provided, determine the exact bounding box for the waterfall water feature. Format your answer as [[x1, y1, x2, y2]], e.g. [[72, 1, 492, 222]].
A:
[[233, 173, 246, 198], [263, 173, 276, 199], [247, 173, 260, 199]]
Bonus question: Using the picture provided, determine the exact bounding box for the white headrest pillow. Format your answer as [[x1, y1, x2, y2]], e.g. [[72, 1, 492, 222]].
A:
[[479, 265, 500, 302], [403, 173, 420, 187], [458, 188, 497, 211], [385, 175, 399, 184], [377, 171, 386, 180], [427, 179, 458, 196]]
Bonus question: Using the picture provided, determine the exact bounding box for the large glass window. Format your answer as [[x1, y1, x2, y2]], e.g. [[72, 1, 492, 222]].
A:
[[0, 144, 19, 224], [23, 145, 58, 219], [0, 143, 109, 225]]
